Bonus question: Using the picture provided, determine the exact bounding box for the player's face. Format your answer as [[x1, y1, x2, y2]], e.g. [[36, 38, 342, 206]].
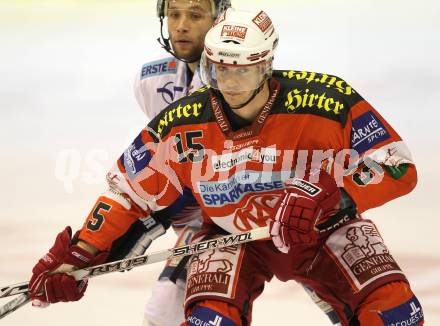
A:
[[167, 0, 214, 62], [215, 64, 264, 108]]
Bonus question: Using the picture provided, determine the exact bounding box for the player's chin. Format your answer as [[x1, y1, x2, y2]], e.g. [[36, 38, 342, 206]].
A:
[[173, 47, 201, 63], [223, 96, 248, 109], [223, 91, 249, 104]]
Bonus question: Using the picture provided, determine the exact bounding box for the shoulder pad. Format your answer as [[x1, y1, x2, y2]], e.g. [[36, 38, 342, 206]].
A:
[[273, 70, 363, 126], [148, 91, 213, 139], [190, 84, 211, 95]]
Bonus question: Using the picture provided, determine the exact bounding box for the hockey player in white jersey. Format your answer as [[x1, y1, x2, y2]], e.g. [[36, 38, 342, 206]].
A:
[[134, 0, 231, 120], [129, 1, 232, 325]]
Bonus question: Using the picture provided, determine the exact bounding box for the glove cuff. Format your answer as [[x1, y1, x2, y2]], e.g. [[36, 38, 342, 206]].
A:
[[63, 245, 98, 268]]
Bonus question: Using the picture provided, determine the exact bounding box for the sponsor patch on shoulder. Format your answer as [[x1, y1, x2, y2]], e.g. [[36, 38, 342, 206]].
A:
[[351, 111, 391, 154], [140, 57, 177, 79], [379, 296, 424, 326], [120, 133, 152, 180]]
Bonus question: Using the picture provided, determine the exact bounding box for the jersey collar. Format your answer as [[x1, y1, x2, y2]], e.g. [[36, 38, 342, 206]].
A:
[[209, 78, 281, 141]]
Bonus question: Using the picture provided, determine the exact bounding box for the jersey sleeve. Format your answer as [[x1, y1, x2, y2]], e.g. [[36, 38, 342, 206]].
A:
[[340, 95, 417, 213], [79, 127, 183, 251]]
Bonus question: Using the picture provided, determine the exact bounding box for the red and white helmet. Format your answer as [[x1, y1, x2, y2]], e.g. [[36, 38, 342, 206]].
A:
[[200, 8, 278, 91]]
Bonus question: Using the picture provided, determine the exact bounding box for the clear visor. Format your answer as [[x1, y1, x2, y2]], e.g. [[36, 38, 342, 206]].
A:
[[200, 54, 269, 92]]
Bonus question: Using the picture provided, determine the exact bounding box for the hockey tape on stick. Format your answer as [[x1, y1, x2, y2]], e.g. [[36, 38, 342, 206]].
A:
[[0, 226, 269, 319]]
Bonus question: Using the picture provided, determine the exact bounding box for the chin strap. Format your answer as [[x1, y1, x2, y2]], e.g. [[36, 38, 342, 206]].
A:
[[157, 17, 199, 64], [229, 82, 266, 110]]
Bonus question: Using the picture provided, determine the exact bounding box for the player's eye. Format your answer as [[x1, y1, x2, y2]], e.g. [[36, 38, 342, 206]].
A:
[[189, 11, 203, 20], [167, 10, 181, 20]]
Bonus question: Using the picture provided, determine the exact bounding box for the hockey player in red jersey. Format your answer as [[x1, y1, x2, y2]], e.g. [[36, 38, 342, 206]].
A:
[[131, 0, 340, 324], [28, 7, 423, 326]]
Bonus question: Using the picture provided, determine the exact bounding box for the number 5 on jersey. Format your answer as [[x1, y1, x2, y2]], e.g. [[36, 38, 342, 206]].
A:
[[87, 202, 112, 232]]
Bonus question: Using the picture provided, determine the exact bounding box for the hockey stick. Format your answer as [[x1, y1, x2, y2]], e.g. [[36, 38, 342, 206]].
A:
[[0, 294, 30, 320], [0, 225, 269, 319], [0, 281, 28, 299]]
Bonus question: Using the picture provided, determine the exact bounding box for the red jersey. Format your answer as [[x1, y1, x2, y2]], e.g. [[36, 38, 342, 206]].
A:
[[79, 70, 417, 250]]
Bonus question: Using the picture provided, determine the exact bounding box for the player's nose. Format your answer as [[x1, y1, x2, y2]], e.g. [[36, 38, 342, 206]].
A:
[[176, 15, 190, 33]]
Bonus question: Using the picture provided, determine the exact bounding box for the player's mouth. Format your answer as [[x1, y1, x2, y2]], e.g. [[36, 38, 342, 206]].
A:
[[224, 91, 243, 97], [174, 39, 192, 49]]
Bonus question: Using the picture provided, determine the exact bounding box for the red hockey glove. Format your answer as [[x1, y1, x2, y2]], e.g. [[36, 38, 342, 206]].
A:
[[270, 171, 341, 253], [29, 226, 107, 307]]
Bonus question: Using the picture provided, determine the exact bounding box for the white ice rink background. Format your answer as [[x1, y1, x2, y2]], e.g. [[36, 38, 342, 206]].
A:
[[0, 0, 439, 325]]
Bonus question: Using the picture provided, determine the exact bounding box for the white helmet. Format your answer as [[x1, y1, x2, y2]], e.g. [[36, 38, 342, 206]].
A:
[[200, 8, 278, 92]]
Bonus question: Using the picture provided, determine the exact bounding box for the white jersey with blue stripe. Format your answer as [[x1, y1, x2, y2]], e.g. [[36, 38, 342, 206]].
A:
[[134, 51, 204, 121]]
